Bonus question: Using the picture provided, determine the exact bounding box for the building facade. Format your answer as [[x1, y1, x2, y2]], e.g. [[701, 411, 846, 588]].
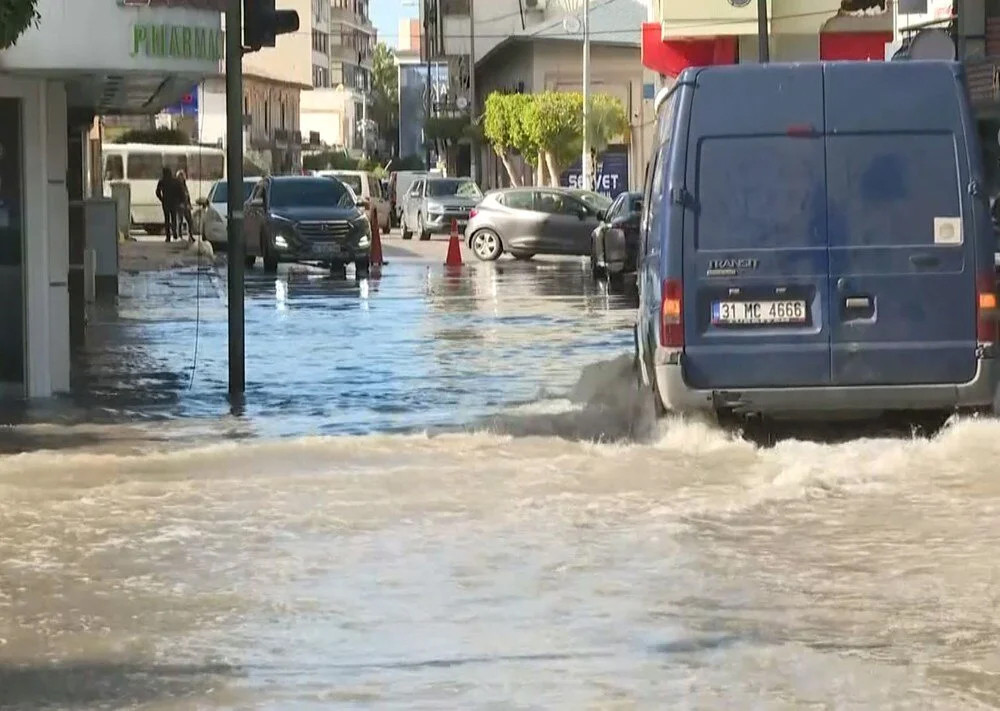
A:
[[424, 0, 656, 190], [198, 72, 307, 174], [642, 0, 894, 78], [0, 0, 223, 399]]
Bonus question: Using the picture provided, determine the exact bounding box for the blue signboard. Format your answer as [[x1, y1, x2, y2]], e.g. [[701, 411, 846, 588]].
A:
[[561, 148, 629, 199], [163, 88, 199, 116]]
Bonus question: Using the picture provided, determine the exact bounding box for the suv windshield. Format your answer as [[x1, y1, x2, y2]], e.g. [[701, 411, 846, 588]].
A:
[[427, 179, 482, 199], [212, 180, 255, 204], [333, 173, 364, 194], [271, 179, 354, 208]]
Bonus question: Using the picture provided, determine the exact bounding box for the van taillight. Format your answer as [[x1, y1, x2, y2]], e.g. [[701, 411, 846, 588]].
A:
[[660, 278, 684, 348], [977, 273, 997, 344]]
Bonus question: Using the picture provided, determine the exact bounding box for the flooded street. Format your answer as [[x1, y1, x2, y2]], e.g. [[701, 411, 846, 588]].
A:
[[3, 249, 1000, 708]]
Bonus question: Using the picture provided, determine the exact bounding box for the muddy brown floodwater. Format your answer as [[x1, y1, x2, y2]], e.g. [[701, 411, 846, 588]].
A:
[[3, 256, 1000, 709]]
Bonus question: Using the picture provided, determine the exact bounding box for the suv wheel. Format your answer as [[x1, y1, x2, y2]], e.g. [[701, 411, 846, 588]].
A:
[[401, 214, 412, 240], [262, 234, 278, 273], [418, 214, 431, 241]]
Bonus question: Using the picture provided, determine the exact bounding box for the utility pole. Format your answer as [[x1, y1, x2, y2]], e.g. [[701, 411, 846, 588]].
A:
[[757, 0, 770, 63], [228, 0, 298, 405], [226, 0, 246, 405], [582, 0, 591, 191], [424, 0, 433, 170], [469, 0, 477, 184]]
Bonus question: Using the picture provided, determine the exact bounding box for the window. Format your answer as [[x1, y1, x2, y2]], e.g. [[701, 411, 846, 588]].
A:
[[263, 100, 270, 132], [104, 154, 124, 180], [536, 191, 582, 216], [427, 178, 482, 198], [368, 175, 380, 197], [334, 172, 364, 194], [163, 153, 188, 177], [311, 30, 328, 53], [642, 145, 665, 257], [127, 152, 163, 180], [605, 194, 626, 221], [409, 180, 424, 196], [441, 0, 470, 14], [503, 191, 534, 210], [188, 153, 224, 181], [271, 178, 354, 208]]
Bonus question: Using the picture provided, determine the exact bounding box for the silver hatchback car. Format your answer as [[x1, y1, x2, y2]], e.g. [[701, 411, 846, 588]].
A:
[[464, 187, 608, 261]]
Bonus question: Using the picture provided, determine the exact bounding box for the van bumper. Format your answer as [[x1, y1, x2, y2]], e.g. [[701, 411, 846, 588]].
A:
[[653, 349, 999, 417]]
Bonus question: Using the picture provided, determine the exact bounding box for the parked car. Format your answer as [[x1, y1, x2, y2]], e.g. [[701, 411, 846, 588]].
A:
[[315, 169, 390, 233], [401, 176, 483, 241], [389, 169, 441, 227], [464, 187, 607, 261], [636, 61, 998, 429], [242, 175, 372, 275], [591, 191, 643, 279], [197, 178, 259, 251]]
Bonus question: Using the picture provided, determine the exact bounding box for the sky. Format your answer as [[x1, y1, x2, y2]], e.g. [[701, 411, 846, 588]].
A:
[[372, 0, 418, 48]]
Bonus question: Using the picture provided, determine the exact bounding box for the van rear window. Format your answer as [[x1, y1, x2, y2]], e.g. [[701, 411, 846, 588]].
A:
[[695, 136, 826, 251], [826, 133, 960, 247]]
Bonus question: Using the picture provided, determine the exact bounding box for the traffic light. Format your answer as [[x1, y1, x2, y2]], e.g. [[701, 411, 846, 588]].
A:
[[243, 0, 299, 52]]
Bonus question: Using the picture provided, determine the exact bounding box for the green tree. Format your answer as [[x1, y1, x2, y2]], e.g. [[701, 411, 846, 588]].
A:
[[0, 0, 40, 50], [482, 93, 522, 187], [526, 91, 583, 187], [588, 94, 628, 154], [370, 42, 399, 157]]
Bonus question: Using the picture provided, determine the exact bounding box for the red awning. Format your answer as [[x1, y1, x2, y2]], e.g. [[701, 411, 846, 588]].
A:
[[819, 31, 892, 61], [641, 22, 737, 77]]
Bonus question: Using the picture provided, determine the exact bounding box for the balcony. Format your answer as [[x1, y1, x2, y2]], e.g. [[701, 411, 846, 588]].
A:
[[330, 6, 374, 30]]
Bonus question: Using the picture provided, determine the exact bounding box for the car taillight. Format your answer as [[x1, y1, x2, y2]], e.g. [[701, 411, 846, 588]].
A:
[[977, 272, 998, 344], [469, 208, 478, 219], [660, 278, 683, 348]]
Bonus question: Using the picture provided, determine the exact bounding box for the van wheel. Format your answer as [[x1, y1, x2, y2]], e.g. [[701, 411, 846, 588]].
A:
[[401, 215, 412, 240], [644, 346, 666, 418], [245, 255, 256, 270], [418, 214, 431, 241]]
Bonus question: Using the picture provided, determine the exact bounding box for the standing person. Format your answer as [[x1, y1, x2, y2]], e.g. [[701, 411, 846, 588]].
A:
[[155, 167, 180, 242], [176, 169, 196, 242]]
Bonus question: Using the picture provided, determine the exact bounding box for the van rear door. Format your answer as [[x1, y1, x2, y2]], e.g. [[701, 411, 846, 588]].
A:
[[824, 63, 977, 386], [683, 65, 831, 389]]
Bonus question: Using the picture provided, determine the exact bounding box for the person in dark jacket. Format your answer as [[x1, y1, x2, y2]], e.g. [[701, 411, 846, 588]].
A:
[[176, 169, 196, 241], [155, 167, 181, 242]]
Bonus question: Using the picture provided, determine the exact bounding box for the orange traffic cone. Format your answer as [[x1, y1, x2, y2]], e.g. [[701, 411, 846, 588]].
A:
[[445, 218, 463, 267], [369, 208, 385, 271]]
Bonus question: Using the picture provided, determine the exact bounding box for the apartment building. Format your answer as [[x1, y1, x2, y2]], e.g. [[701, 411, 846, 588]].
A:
[[424, 0, 657, 190]]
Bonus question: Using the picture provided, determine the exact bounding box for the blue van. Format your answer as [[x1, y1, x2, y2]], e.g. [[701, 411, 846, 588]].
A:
[[635, 61, 999, 423]]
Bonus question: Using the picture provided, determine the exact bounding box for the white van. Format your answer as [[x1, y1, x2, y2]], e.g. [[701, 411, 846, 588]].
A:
[[314, 169, 390, 232], [102, 143, 225, 235]]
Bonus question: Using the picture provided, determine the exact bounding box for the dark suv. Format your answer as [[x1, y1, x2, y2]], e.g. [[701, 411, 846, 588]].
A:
[[243, 175, 372, 275]]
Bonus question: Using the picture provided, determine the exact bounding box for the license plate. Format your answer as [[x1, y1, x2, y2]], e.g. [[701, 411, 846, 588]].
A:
[[313, 243, 340, 257], [712, 300, 807, 325]]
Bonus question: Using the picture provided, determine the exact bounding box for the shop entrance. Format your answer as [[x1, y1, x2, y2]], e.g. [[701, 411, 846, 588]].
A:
[[0, 98, 24, 397]]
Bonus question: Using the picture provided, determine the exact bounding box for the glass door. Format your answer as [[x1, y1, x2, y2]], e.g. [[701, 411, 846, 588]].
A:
[[0, 98, 24, 397]]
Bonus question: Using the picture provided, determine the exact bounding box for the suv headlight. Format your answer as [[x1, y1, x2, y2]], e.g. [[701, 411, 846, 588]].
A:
[[427, 202, 444, 214]]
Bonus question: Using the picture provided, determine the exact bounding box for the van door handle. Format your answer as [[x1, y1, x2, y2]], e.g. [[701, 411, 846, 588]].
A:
[[910, 254, 940, 268]]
